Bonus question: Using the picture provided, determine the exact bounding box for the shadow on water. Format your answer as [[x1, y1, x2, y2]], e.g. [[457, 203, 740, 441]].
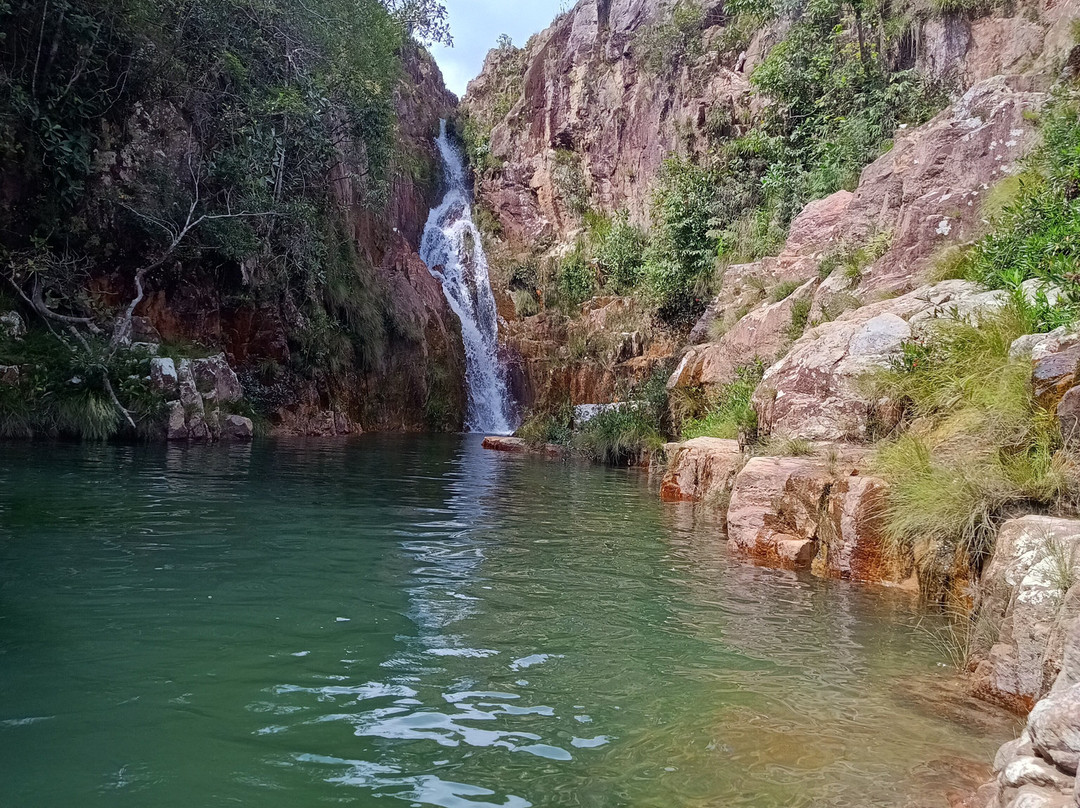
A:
[[0, 435, 1019, 808]]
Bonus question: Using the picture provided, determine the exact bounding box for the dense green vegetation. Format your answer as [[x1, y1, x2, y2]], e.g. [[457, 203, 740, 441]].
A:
[[0, 326, 164, 439], [517, 366, 671, 466], [961, 87, 1080, 331], [869, 303, 1071, 598], [0, 0, 451, 438]]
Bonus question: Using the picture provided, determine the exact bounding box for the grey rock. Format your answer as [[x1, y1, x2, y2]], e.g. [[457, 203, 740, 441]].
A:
[[177, 360, 204, 414], [0, 311, 26, 340], [190, 354, 243, 404], [1029, 683, 1080, 775], [973, 516, 1080, 708], [1000, 756, 1073, 789], [221, 414, 254, 441], [187, 413, 210, 442], [1009, 328, 1080, 362], [166, 402, 187, 441], [0, 365, 20, 385], [149, 358, 178, 396]]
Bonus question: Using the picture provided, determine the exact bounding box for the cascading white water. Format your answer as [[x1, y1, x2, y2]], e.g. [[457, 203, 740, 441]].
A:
[[420, 120, 516, 434]]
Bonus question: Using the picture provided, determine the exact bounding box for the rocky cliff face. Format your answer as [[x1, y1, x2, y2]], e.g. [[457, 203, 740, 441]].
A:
[[129, 46, 466, 435], [461, 0, 1078, 417], [463, 0, 1076, 252], [462, 0, 743, 245], [0, 15, 467, 438]]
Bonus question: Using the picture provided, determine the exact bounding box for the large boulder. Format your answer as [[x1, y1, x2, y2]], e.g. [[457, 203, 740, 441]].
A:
[[725, 448, 912, 582], [669, 280, 817, 392], [189, 354, 243, 404], [659, 438, 742, 504], [752, 281, 1005, 442], [221, 414, 254, 441], [985, 617, 1080, 808], [972, 516, 1080, 713]]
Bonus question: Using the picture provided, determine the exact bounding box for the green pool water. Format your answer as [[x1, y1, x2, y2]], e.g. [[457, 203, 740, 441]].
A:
[[0, 435, 1017, 807]]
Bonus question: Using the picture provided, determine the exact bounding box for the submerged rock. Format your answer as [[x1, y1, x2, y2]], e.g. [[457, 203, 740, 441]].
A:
[[481, 435, 566, 458]]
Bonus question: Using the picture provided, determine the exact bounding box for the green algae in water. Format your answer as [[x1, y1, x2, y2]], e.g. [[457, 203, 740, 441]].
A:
[[0, 436, 1018, 807]]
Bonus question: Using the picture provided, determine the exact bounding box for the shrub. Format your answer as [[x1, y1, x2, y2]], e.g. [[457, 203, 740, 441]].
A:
[[594, 212, 647, 292], [965, 87, 1080, 332], [635, 0, 707, 75], [0, 327, 164, 441], [681, 361, 764, 440], [517, 400, 575, 447], [643, 157, 721, 322], [556, 248, 596, 307]]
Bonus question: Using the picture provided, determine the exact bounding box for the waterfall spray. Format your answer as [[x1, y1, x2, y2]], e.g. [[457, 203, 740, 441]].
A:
[[420, 120, 516, 434]]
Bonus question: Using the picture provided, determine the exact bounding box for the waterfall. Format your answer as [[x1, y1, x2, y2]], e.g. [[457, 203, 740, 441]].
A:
[[420, 120, 516, 434]]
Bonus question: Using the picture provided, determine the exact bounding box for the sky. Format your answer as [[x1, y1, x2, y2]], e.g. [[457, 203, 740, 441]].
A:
[[429, 0, 567, 97]]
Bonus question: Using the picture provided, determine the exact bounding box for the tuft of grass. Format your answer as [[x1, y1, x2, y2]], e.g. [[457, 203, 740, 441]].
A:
[[511, 289, 539, 318], [786, 297, 812, 341], [927, 244, 975, 282], [574, 366, 672, 465], [869, 303, 1071, 598], [761, 436, 814, 456], [1042, 532, 1079, 602], [575, 406, 665, 466], [517, 400, 574, 447], [770, 280, 801, 303], [681, 361, 764, 440]]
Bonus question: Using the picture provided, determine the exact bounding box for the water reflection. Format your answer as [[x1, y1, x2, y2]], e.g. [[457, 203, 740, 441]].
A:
[[0, 436, 1017, 808]]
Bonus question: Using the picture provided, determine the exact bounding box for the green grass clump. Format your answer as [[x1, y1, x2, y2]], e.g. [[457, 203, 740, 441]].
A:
[[786, 297, 812, 340], [511, 289, 539, 318], [0, 327, 165, 441], [869, 304, 1071, 598], [517, 401, 575, 447], [681, 361, 764, 440], [770, 280, 801, 302], [575, 406, 666, 466]]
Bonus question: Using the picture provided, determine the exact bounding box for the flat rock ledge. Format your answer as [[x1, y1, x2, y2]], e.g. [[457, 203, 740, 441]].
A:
[[481, 436, 567, 459]]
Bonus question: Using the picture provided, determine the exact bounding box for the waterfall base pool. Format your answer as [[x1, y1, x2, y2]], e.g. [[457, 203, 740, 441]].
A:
[[0, 436, 1018, 807]]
